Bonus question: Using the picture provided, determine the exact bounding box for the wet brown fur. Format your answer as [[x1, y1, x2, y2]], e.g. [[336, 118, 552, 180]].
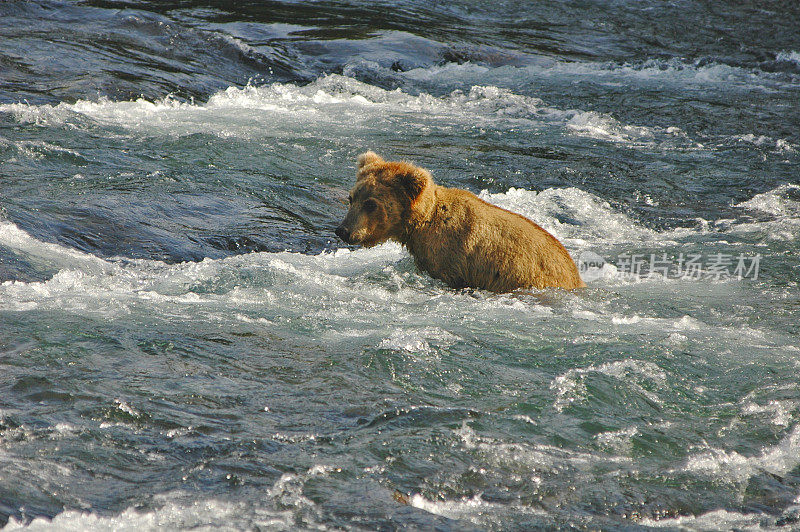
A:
[[336, 151, 585, 292]]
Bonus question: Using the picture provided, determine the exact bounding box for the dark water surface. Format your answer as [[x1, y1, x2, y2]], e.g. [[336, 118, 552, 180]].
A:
[[1, 1, 800, 529]]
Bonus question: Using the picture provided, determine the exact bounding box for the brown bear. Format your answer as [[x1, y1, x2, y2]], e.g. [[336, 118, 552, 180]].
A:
[[335, 151, 585, 292]]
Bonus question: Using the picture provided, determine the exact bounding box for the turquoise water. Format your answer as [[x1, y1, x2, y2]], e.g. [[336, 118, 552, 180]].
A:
[[1, 1, 799, 529]]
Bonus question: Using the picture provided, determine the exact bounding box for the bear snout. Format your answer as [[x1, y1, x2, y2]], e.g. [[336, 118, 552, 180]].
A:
[[335, 225, 351, 243]]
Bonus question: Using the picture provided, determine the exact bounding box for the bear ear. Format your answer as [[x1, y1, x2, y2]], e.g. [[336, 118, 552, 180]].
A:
[[393, 168, 430, 203], [357, 151, 383, 169]]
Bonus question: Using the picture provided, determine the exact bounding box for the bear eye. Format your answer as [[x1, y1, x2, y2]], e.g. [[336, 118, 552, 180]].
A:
[[363, 199, 378, 213]]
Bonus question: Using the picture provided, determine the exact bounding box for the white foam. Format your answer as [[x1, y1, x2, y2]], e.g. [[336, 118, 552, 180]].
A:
[[681, 424, 800, 484], [0, 136, 83, 160], [409, 493, 547, 527], [2, 496, 295, 531], [394, 56, 795, 92], [594, 427, 639, 454], [727, 184, 800, 241], [0, 96, 192, 129], [609, 58, 779, 87], [455, 420, 629, 475], [377, 327, 459, 355], [734, 134, 798, 153], [0, 74, 682, 149], [267, 464, 336, 513], [735, 184, 800, 217], [477, 186, 760, 279], [566, 111, 655, 144], [216, 33, 257, 57], [741, 400, 797, 427], [777, 50, 800, 65], [113, 400, 141, 419], [554, 57, 790, 87], [0, 220, 111, 275], [2, 463, 341, 531], [639, 508, 769, 531], [551, 359, 667, 412], [478, 187, 660, 245], [663, 332, 688, 345], [476, 184, 800, 252], [0, 218, 404, 316]]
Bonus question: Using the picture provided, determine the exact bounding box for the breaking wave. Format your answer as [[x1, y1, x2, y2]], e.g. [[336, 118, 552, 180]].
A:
[[0, 75, 694, 149]]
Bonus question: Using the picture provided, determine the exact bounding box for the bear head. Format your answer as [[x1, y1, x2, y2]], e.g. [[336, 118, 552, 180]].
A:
[[335, 151, 434, 247]]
